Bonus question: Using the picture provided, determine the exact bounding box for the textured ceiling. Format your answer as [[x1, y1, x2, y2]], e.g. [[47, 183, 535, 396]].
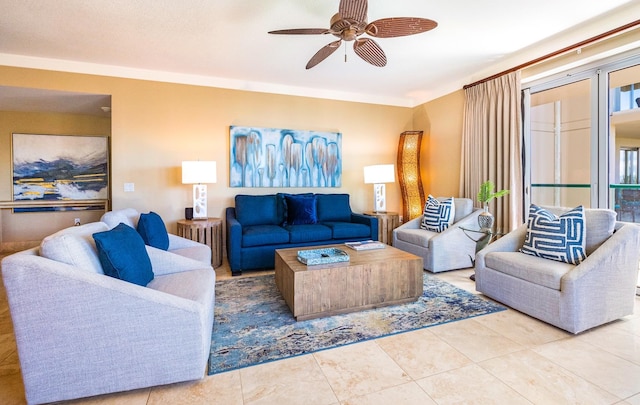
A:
[[0, 0, 638, 111]]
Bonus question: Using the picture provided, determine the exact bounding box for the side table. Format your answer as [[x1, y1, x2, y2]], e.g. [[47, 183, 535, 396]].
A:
[[364, 211, 400, 245], [177, 218, 223, 267], [460, 226, 502, 281]]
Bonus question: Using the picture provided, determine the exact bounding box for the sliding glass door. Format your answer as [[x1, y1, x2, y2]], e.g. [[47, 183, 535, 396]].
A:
[[525, 76, 596, 208]]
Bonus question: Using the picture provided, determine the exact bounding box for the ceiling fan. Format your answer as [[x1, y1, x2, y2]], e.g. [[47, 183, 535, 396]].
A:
[[268, 0, 438, 69]]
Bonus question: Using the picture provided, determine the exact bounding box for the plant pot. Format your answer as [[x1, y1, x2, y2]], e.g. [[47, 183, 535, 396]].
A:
[[478, 204, 494, 231]]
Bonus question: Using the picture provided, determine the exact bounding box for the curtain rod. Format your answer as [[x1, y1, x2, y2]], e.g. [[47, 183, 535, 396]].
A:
[[463, 19, 640, 90]]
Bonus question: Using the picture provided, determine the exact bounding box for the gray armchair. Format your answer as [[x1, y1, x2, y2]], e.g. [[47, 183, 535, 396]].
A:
[[475, 207, 640, 334], [393, 198, 482, 272], [1, 222, 216, 404]]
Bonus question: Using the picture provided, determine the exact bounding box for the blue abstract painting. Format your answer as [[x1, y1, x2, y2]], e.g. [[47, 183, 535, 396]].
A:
[[230, 126, 342, 188], [12, 133, 109, 212]]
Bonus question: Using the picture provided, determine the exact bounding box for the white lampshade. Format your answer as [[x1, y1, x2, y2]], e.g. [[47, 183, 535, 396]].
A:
[[182, 161, 217, 184], [364, 164, 395, 184]]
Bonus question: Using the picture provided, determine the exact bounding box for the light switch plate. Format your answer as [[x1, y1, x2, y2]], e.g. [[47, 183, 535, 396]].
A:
[[124, 183, 135, 192]]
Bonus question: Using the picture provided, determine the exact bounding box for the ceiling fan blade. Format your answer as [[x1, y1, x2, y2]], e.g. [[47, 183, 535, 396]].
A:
[[353, 38, 386, 67], [339, 0, 368, 22], [268, 28, 330, 35], [365, 17, 438, 38], [306, 40, 342, 69]]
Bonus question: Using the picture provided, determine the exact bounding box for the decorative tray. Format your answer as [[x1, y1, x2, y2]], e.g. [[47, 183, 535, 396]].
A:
[[297, 248, 350, 266]]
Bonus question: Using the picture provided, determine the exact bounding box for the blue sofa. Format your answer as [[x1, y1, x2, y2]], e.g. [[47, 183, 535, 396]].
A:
[[226, 193, 378, 275]]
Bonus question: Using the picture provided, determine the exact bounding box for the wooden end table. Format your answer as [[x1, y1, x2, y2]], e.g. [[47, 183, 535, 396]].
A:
[[176, 218, 223, 267], [364, 211, 400, 245]]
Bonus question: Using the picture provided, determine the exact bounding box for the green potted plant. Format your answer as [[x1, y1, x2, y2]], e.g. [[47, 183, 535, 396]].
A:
[[477, 180, 509, 230]]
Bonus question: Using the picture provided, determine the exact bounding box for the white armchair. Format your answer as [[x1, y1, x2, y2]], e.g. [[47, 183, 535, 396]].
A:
[[393, 198, 482, 272], [1, 222, 216, 404], [475, 207, 640, 334]]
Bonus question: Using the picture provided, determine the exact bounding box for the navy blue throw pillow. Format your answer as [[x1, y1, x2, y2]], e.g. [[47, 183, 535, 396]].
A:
[[137, 211, 170, 250], [93, 223, 154, 286], [284, 194, 318, 225]]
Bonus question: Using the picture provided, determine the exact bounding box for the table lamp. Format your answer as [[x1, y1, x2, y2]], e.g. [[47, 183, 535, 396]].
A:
[[182, 161, 217, 220], [364, 164, 395, 212]]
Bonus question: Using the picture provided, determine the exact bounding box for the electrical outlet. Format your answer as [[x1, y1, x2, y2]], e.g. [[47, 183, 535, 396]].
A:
[[74, 218, 81, 226]]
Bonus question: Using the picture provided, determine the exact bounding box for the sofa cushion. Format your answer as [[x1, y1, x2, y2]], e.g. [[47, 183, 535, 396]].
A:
[[520, 204, 586, 265], [93, 223, 154, 286], [485, 251, 574, 290], [235, 195, 280, 226], [242, 225, 290, 247], [322, 221, 371, 239], [316, 194, 352, 222], [283, 194, 318, 225], [137, 211, 170, 250], [40, 222, 109, 274], [286, 224, 332, 243], [421, 195, 455, 232]]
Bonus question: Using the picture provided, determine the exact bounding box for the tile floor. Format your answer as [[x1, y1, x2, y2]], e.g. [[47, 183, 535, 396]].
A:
[[1, 257, 639, 405]]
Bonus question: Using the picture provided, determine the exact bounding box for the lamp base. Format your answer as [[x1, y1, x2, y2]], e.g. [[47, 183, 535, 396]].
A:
[[193, 184, 208, 219], [373, 183, 386, 212]]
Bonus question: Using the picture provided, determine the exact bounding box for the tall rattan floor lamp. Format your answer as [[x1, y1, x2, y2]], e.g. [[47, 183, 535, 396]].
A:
[[397, 131, 425, 222]]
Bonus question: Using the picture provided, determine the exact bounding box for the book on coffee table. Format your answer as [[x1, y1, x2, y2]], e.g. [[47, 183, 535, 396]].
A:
[[344, 240, 386, 251]]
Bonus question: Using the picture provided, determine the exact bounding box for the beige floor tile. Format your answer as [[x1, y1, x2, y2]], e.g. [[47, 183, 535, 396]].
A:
[[534, 338, 640, 399], [376, 328, 472, 379], [578, 324, 640, 366], [430, 318, 523, 362], [148, 371, 243, 405], [240, 354, 337, 405], [626, 393, 640, 404], [432, 268, 477, 293], [480, 349, 620, 404], [342, 382, 437, 405], [313, 340, 411, 401], [65, 388, 150, 405], [416, 363, 531, 405], [473, 308, 570, 347]]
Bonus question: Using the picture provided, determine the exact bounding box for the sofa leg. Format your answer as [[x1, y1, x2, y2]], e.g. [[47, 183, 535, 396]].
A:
[[231, 270, 242, 277]]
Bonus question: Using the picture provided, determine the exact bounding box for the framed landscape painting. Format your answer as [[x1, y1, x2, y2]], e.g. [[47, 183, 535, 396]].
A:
[[229, 126, 342, 188], [12, 133, 109, 212]]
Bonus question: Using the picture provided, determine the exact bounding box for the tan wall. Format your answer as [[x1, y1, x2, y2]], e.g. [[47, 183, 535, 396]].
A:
[[0, 66, 434, 246], [412, 90, 465, 198]]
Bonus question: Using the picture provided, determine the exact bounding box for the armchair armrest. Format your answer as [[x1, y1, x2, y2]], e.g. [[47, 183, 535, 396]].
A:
[[146, 246, 213, 276], [394, 216, 422, 231]]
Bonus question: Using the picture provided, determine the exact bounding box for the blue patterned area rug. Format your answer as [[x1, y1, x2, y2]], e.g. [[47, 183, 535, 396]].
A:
[[208, 273, 505, 375]]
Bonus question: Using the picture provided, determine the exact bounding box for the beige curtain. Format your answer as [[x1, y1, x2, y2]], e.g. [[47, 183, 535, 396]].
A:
[[460, 71, 523, 232]]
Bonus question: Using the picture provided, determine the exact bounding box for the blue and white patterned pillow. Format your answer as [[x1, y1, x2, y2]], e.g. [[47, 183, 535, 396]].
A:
[[420, 195, 455, 232], [520, 204, 586, 265]]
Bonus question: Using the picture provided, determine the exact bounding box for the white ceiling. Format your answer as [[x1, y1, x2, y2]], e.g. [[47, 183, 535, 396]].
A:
[[0, 0, 639, 111]]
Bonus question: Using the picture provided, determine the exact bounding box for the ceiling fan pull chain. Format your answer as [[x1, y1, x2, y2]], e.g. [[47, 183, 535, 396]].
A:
[[344, 42, 347, 62]]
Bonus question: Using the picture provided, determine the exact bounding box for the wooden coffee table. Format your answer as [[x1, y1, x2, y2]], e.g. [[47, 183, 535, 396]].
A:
[[274, 244, 423, 321]]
